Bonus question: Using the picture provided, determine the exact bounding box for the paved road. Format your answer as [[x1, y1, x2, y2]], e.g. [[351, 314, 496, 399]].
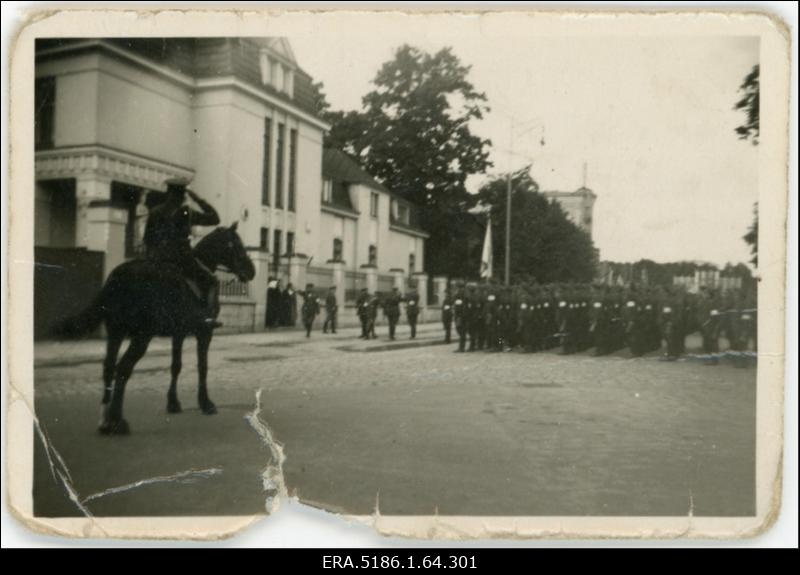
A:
[[32, 323, 756, 518]]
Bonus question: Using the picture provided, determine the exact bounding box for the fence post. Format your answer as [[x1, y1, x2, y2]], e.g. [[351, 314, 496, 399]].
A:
[[414, 273, 428, 322], [363, 266, 378, 295], [328, 261, 345, 307]]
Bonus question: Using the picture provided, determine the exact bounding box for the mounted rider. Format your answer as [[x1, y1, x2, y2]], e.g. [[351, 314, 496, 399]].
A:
[[143, 177, 222, 327]]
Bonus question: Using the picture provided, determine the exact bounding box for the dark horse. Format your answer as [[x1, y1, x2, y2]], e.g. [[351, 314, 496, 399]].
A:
[[56, 223, 255, 434]]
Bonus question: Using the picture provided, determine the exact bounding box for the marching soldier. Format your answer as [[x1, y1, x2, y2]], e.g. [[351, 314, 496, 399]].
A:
[[441, 288, 454, 344], [592, 287, 611, 356], [405, 287, 420, 339], [383, 287, 402, 340], [366, 292, 380, 339], [484, 285, 499, 351], [322, 286, 338, 334], [356, 287, 370, 339], [466, 285, 480, 352], [697, 287, 722, 364], [300, 284, 320, 338]]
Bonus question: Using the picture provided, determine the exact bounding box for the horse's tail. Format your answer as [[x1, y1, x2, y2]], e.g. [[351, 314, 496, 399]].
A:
[[52, 281, 111, 339]]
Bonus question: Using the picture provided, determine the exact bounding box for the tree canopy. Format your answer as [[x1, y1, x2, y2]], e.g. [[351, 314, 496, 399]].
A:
[[743, 203, 758, 268], [734, 64, 759, 145], [476, 169, 597, 284], [314, 45, 493, 277]]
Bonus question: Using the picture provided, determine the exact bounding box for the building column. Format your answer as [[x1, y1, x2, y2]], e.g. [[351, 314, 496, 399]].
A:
[[328, 261, 345, 306], [433, 275, 448, 307], [391, 269, 405, 292], [414, 273, 428, 322], [363, 266, 378, 295], [287, 254, 309, 292], [251, 249, 270, 330], [85, 203, 128, 279], [75, 175, 112, 248]]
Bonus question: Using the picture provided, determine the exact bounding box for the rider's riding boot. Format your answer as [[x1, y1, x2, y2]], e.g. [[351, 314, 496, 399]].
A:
[[204, 285, 223, 329]]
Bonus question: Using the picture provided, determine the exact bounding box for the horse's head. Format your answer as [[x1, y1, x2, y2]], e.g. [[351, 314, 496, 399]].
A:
[[195, 223, 256, 282]]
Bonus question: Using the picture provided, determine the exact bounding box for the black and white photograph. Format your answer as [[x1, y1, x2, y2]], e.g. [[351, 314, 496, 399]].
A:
[[4, 6, 793, 542]]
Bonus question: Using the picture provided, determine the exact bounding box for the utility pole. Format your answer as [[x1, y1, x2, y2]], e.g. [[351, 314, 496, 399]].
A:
[[503, 119, 545, 286]]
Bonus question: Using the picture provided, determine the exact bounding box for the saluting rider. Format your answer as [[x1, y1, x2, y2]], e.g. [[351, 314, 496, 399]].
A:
[[143, 177, 221, 327]]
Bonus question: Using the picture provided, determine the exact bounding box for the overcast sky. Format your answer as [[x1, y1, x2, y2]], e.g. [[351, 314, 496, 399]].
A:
[[293, 30, 759, 267]]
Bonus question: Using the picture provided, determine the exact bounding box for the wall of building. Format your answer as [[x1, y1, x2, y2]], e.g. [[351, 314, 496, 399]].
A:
[[96, 54, 194, 168], [36, 53, 101, 147]]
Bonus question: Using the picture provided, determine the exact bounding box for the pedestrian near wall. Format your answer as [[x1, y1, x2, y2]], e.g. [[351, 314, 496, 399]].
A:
[[383, 287, 402, 340], [356, 288, 370, 339], [405, 288, 420, 339], [323, 286, 338, 334], [301, 284, 320, 338], [441, 288, 454, 344]]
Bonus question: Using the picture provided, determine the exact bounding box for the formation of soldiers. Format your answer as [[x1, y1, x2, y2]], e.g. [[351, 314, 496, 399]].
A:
[[355, 286, 421, 341], [441, 281, 757, 362]]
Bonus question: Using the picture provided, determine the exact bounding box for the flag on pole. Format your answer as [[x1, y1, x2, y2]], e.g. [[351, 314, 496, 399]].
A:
[[480, 215, 493, 280]]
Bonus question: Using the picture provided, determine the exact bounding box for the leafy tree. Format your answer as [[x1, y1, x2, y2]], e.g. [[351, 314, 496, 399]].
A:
[[476, 168, 597, 283], [743, 203, 758, 267], [734, 64, 759, 145], [733, 66, 759, 269], [320, 45, 493, 276]]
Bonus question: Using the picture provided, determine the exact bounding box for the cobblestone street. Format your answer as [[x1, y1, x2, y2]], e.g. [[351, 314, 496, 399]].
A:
[[32, 322, 756, 518]]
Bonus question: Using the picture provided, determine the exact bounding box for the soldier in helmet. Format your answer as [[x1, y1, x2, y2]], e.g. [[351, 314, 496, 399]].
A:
[[405, 287, 421, 339], [383, 287, 403, 340], [143, 177, 221, 327], [356, 287, 370, 339], [300, 284, 320, 338], [441, 288, 454, 344]]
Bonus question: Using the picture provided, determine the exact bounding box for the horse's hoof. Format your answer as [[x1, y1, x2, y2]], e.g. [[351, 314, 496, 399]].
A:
[[167, 401, 183, 414], [98, 419, 130, 435], [201, 402, 217, 415]]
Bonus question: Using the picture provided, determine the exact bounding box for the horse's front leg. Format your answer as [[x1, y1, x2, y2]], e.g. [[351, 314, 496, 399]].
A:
[[196, 329, 216, 414], [100, 334, 151, 435], [167, 334, 185, 413]]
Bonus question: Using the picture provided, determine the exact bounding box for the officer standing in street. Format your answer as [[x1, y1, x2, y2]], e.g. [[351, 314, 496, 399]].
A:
[[441, 288, 454, 344], [300, 284, 320, 338], [322, 286, 338, 334], [356, 287, 370, 339], [405, 287, 420, 339], [366, 291, 380, 339], [384, 287, 402, 340]]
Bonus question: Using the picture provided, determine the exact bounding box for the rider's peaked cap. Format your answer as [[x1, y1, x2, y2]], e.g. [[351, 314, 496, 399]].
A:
[[164, 177, 192, 194]]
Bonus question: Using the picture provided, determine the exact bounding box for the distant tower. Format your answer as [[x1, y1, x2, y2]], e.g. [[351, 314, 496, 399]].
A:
[[541, 166, 596, 238]]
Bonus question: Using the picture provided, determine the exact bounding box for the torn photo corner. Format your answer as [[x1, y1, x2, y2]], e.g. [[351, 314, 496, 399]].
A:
[[5, 7, 791, 541]]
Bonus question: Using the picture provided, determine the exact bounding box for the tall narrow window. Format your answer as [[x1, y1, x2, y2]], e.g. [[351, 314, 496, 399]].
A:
[[275, 123, 285, 209], [261, 118, 272, 206], [370, 192, 379, 218], [286, 232, 295, 256], [332, 238, 343, 262], [35, 76, 56, 150], [368, 245, 377, 267], [288, 128, 297, 212], [409, 253, 416, 276], [322, 179, 333, 203], [260, 227, 269, 250]]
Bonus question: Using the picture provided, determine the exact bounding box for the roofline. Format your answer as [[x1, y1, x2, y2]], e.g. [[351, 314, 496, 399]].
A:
[[37, 40, 331, 131]]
